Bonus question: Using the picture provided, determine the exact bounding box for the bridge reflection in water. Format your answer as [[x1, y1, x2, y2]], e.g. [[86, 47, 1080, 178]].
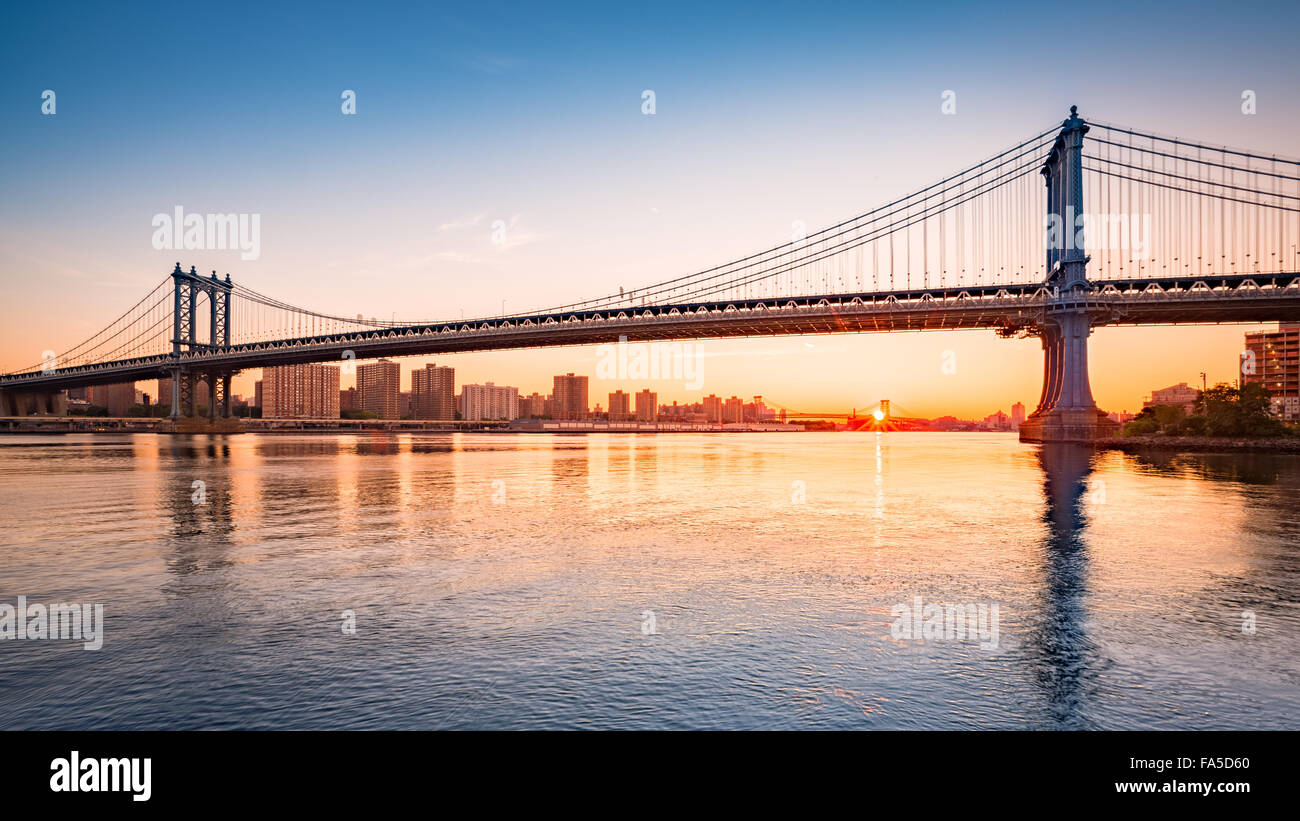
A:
[[1028, 443, 1100, 728]]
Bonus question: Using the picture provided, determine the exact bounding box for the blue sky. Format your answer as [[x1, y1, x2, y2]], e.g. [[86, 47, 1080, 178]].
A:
[[2, 0, 1298, 413]]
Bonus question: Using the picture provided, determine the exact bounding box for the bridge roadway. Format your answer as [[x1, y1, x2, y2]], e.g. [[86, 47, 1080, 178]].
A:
[[4, 272, 1299, 392]]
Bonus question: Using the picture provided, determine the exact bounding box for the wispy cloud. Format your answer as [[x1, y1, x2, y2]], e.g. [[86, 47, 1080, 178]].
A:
[[434, 212, 547, 259], [461, 54, 523, 75], [438, 213, 486, 232]]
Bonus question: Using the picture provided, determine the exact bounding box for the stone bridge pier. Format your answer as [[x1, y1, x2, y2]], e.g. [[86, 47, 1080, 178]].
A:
[[1018, 308, 1119, 443]]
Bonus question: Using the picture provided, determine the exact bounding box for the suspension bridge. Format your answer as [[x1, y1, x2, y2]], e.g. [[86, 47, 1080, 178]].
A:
[[3, 107, 1299, 441]]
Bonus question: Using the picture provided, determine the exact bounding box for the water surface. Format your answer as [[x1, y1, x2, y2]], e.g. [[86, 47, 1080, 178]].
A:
[[0, 432, 1296, 729]]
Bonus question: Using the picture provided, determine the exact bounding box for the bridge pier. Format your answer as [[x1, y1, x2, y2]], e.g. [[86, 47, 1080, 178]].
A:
[[1018, 107, 1119, 444], [166, 370, 237, 419], [0, 388, 67, 417], [1018, 309, 1118, 443]]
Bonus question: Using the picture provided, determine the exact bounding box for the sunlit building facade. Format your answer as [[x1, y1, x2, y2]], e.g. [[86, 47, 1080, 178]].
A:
[[1244, 323, 1300, 420], [411, 364, 455, 420], [358, 359, 401, 419], [460, 382, 519, 420], [552, 373, 588, 420], [262, 363, 341, 419]]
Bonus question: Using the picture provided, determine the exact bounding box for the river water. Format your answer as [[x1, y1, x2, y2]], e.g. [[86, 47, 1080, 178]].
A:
[[0, 431, 1296, 729]]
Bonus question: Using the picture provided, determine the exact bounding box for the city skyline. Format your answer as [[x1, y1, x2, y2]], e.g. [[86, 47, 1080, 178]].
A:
[[113, 356, 1256, 428]]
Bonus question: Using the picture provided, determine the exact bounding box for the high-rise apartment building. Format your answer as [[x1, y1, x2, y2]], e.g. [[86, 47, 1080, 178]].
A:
[[702, 394, 723, 423], [608, 390, 631, 421], [89, 383, 136, 416], [460, 382, 519, 420], [724, 395, 744, 423], [635, 389, 657, 422], [1244, 323, 1300, 419], [262, 363, 341, 419], [411, 363, 455, 419], [357, 359, 401, 419], [552, 373, 589, 420], [154, 378, 173, 409], [1011, 402, 1027, 428]]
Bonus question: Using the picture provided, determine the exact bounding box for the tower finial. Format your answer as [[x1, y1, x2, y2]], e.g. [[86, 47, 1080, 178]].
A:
[[1070, 104, 1077, 116]]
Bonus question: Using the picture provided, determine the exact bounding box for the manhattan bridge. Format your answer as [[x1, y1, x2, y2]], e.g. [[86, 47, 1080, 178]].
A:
[[3, 108, 1298, 441]]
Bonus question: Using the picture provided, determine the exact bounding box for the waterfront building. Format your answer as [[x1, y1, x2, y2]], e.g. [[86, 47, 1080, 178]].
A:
[[411, 363, 455, 420], [635, 389, 657, 422], [702, 394, 723, 423], [724, 395, 744, 423], [262, 363, 341, 419], [89, 382, 136, 416], [358, 359, 401, 419], [608, 390, 631, 421], [1244, 323, 1300, 419], [461, 382, 519, 420], [552, 373, 589, 420]]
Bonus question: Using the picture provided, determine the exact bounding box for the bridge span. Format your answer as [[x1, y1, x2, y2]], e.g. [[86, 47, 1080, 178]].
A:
[[3, 107, 1298, 442]]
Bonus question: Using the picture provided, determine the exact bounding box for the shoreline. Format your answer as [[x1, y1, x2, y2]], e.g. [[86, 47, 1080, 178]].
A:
[[1098, 435, 1300, 454]]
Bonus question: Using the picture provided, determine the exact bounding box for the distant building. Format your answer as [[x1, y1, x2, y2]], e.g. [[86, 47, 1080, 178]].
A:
[[1145, 382, 1199, 414], [89, 383, 136, 416], [608, 390, 631, 421], [460, 382, 519, 420], [1010, 402, 1026, 429], [339, 387, 357, 412], [724, 395, 744, 423], [1244, 323, 1300, 420], [411, 364, 455, 419], [518, 392, 548, 418], [358, 359, 401, 419], [633, 389, 657, 422], [262, 363, 340, 419], [552, 373, 589, 420], [1107, 410, 1136, 424], [982, 410, 1011, 431], [254, 380, 263, 410], [744, 396, 773, 422], [702, 394, 723, 423]]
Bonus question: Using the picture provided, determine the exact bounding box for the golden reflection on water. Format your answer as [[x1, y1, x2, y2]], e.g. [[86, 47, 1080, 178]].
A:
[[0, 431, 1296, 729]]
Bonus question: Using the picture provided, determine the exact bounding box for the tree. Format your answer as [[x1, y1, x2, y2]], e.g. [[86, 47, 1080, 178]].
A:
[[1194, 382, 1283, 437]]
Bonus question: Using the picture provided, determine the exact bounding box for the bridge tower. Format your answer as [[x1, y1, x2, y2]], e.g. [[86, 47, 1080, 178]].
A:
[[1018, 108, 1120, 443], [167, 264, 236, 419]]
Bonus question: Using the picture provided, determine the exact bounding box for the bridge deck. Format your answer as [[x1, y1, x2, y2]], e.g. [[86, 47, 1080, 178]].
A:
[[4, 274, 1299, 391]]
